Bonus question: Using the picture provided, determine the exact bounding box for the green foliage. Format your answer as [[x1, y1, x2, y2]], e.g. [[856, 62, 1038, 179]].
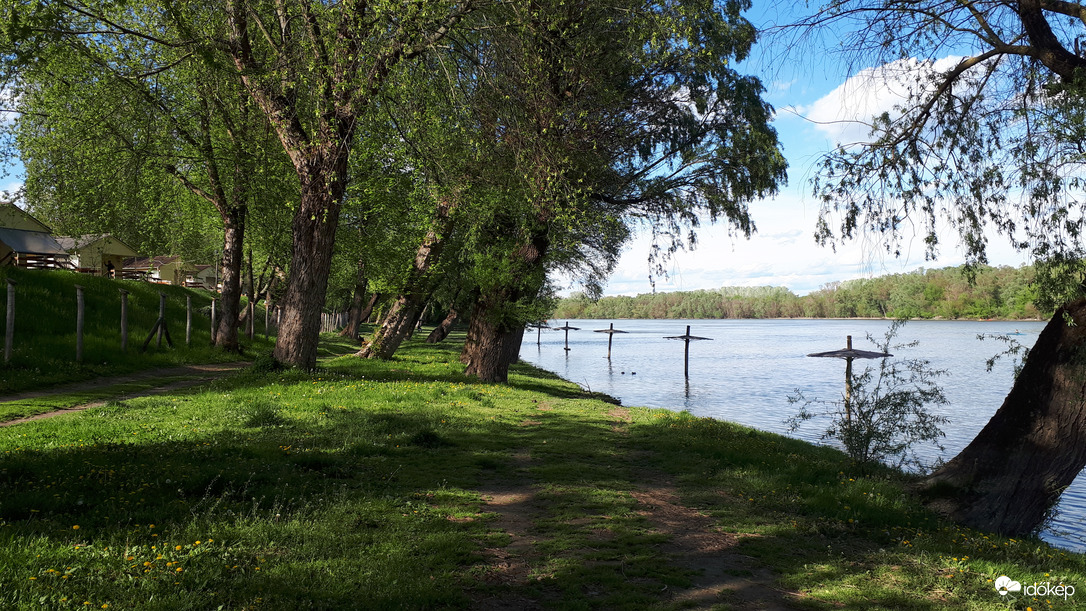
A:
[[552, 264, 1049, 320], [794, 0, 1086, 307], [788, 321, 949, 471]]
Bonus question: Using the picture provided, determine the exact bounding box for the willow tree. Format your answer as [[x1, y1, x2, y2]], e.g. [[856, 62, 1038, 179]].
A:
[[2, 3, 295, 351], [2, 0, 479, 368], [450, 0, 787, 382], [793, 0, 1086, 534]]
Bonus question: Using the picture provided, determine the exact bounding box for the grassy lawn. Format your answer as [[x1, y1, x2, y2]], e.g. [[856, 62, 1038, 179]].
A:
[[0, 330, 1081, 609]]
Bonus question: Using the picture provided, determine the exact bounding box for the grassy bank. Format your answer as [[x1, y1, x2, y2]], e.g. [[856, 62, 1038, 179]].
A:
[[0, 268, 274, 394], [0, 331, 1081, 609]]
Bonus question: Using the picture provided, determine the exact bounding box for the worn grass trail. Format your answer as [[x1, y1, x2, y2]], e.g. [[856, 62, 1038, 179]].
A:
[[0, 332, 1081, 609]]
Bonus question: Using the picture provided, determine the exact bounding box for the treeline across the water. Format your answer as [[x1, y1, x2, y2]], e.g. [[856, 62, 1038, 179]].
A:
[[553, 265, 1050, 320]]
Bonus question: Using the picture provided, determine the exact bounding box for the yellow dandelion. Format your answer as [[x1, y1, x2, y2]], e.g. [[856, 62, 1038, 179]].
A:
[[72, 525, 80, 530]]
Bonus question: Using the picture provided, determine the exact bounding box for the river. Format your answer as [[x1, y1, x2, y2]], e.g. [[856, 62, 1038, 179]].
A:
[[518, 318, 1086, 552]]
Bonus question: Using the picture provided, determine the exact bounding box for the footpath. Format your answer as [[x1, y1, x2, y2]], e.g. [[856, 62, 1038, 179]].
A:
[[0, 362, 250, 427]]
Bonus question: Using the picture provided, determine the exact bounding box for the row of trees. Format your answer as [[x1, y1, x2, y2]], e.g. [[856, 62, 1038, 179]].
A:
[[553, 264, 1049, 320], [7, 0, 1086, 540], [0, 0, 786, 381]]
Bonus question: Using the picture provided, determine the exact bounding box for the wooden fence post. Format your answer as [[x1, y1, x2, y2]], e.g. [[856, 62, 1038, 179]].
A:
[[186, 295, 192, 347], [264, 290, 271, 340], [248, 300, 254, 340], [75, 285, 85, 363], [119, 289, 129, 352], [210, 298, 216, 343], [5, 279, 14, 364], [157, 293, 166, 348], [3, 279, 14, 366]]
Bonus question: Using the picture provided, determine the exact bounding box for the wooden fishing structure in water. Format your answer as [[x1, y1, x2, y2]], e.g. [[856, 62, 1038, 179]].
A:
[[552, 321, 580, 351], [664, 325, 712, 378], [528, 322, 549, 345], [806, 335, 892, 423], [593, 322, 628, 359]]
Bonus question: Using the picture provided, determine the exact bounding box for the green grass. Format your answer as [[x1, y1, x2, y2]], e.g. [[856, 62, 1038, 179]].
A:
[[0, 268, 274, 393], [0, 330, 1080, 609]]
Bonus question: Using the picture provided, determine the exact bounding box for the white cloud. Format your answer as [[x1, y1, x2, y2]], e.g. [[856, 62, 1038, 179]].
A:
[[799, 56, 964, 145]]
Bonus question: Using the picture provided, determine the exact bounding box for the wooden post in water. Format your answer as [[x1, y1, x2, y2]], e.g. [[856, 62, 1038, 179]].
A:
[[119, 289, 129, 352], [4, 279, 14, 364], [593, 322, 629, 360], [844, 335, 853, 423], [75, 285, 85, 363], [684, 325, 690, 376], [552, 322, 581, 351], [186, 295, 192, 347], [664, 325, 712, 378], [806, 335, 892, 426]]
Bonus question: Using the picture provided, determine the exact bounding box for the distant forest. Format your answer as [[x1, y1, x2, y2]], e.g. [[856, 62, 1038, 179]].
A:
[[552, 265, 1049, 320]]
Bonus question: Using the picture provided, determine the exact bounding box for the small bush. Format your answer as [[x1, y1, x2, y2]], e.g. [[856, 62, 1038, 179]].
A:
[[788, 320, 949, 471]]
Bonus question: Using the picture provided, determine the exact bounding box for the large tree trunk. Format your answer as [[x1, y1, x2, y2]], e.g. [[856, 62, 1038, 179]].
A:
[[215, 209, 246, 351], [426, 307, 458, 343], [359, 199, 455, 359], [339, 260, 368, 340], [360, 292, 381, 323], [461, 230, 548, 382], [273, 155, 347, 370], [461, 298, 526, 383], [919, 298, 1086, 535]]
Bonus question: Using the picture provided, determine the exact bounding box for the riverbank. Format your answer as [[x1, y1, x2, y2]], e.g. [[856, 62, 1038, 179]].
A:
[[0, 332, 1080, 609]]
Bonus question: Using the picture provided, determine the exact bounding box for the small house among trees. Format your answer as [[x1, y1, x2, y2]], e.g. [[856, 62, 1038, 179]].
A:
[[188, 264, 218, 290], [0, 204, 72, 270], [122, 255, 197, 285], [56, 234, 138, 277]]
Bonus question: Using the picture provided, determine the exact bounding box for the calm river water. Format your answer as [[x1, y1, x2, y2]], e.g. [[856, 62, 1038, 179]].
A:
[[518, 318, 1086, 552]]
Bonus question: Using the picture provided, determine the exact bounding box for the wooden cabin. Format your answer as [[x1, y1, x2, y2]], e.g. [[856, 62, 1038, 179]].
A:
[[122, 255, 198, 285], [56, 234, 139, 277], [187, 264, 219, 290], [0, 204, 72, 270]]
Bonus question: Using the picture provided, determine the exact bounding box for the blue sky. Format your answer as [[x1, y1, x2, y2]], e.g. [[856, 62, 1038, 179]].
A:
[[593, 7, 1031, 297]]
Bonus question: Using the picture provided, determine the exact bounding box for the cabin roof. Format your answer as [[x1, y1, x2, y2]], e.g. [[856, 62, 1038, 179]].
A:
[[0, 227, 69, 256]]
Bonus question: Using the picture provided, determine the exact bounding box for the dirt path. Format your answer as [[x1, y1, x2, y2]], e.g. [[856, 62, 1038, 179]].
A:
[[631, 482, 802, 610], [470, 406, 804, 610], [0, 362, 250, 427]]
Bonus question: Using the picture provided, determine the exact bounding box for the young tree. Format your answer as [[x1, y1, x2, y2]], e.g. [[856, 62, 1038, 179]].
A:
[[791, 0, 1086, 533]]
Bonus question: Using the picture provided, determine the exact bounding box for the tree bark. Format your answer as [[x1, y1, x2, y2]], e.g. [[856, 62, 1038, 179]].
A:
[[461, 230, 549, 382], [426, 307, 458, 343], [919, 298, 1086, 535], [215, 209, 245, 351], [339, 260, 368, 340], [359, 199, 455, 359], [273, 154, 348, 369], [360, 293, 381, 324], [461, 298, 526, 383]]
